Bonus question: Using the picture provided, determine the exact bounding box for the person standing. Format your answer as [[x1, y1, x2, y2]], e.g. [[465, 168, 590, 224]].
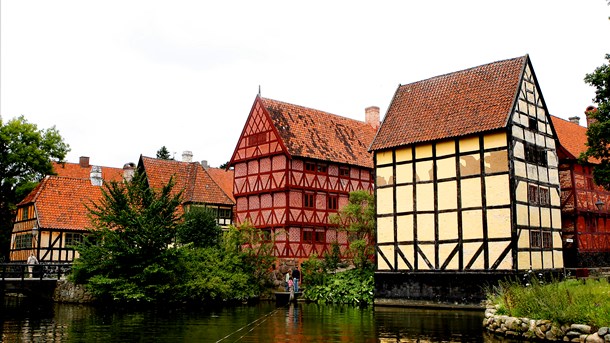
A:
[[292, 267, 300, 292], [27, 253, 38, 278], [285, 270, 291, 291]]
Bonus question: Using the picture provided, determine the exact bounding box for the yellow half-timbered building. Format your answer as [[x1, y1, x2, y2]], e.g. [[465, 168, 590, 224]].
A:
[[370, 55, 563, 302]]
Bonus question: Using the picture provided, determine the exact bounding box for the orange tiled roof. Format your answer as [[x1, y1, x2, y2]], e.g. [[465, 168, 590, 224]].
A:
[[261, 97, 377, 168], [140, 156, 234, 206], [206, 167, 235, 202], [370, 56, 528, 151], [550, 116, 597, 163], [19, 176, 103, 231], [52, 161, 124, 182]]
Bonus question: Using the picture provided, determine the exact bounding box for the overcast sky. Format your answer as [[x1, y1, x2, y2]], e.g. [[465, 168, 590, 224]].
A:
[[1, 1, 609, 169]]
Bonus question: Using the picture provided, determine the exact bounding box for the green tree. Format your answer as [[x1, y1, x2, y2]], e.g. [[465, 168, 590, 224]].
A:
[[219, 161, 230, 169], [156, 146, 173, 160], [71, 170, 185, 303], [330, 190, 375, 270], [177, 207, 221, 248], [581, 54, 610, 189], [0, 116, 70, 259]]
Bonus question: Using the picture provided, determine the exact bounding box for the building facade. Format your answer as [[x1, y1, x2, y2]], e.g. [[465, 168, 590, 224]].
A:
[[369, 56, 564, 302], [552, 113, 610, 268], [229, 96, 378, 259]]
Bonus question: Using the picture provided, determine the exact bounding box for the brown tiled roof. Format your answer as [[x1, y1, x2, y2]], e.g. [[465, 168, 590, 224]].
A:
[[206, 168, 235, 202], [550, 116, 597, 163], [52, 161, 124, 182], [370, 56, 528, 151], [19, 176, 103, 231], [140, 156, 234, 206], [261, 97, 377, 168]]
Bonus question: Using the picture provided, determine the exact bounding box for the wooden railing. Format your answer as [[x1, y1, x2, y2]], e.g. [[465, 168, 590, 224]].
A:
[[0, 262, 72, 281]]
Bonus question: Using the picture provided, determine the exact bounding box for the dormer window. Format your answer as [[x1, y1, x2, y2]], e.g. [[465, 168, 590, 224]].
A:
[[528, 117, 538, 131]]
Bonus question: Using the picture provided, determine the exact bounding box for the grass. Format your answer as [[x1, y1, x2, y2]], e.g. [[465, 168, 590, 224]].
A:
[[487, 277, 610, 328]]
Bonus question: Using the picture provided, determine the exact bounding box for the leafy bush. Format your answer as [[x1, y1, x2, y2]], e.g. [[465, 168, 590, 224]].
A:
[[488, 277, 610, 328], [303, 269, 374, 306]]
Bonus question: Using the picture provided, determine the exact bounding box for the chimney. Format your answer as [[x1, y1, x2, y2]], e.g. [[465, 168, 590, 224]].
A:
[[79, 156, 90, 168], [585, 106, 598, 127], [182, 151, 193, 162], [365, 106, 380, 130], [201, 160, 209, 169], [90, 165, 102, 186], [123, 162, 136, 181], [568, 116, 580, 125]]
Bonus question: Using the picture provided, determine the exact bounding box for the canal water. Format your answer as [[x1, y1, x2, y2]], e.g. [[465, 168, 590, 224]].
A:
[[1, 297, 516, 342]]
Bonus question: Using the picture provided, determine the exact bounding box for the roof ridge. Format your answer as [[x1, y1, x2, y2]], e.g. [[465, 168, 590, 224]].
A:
[[261, 97, 370, 126], [201, 167, 234, 205], [399, 55, 527, 88]]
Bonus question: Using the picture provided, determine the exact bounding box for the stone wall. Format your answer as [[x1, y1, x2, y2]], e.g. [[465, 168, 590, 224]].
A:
[[484, 306, 610, 342], [52, 280, 95, 303]]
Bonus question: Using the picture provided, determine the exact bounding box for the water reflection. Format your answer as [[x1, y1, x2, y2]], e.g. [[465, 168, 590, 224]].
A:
[[2, 297, 516, 342]]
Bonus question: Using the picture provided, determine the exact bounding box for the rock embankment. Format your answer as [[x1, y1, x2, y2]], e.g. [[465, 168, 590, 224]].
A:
[[53, 280, 95, 303], [484, 307, 610, 342]]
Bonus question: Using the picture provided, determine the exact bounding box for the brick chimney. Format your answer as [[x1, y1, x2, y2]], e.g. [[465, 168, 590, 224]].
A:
[[182, 151, 193, 162], [585, 106, 598, 127], [123, 162, 135, 181], [568, 116, 580, 125], [365, 106, 380, 130], [79, 156, 90, 168]]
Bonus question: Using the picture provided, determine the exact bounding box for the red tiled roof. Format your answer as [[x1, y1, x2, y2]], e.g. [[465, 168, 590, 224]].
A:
[[550, 116, 597, 163], [206, 167, 235, 202], [370, 56, 528, 151], [140, 156, 234, 206], [52, 161, 124, 182], [261, 97, 377, 168], [19, 176, 103, 231]]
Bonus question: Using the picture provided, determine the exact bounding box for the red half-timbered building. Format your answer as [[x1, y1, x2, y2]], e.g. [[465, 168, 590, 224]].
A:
[[552, 112, 610, 268], [229, 96, 379, 260]]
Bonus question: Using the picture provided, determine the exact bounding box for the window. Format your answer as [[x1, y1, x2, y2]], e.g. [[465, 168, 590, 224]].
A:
[[339, 167, 350, 177], [248, 132, 267, 146], [261, 229, 272, 241], [327, 195, 338, 210], [315, 230, 325, 243], [528, 117, 538, 131], [303, 229, 314, 243], [22, 207, 29, 221], [542, 232, 552, 249], [528, 185, 539, 204], [218, 208, 232, 219], [15, 234, 33, 249], [65, 233, 83, 247], [539, 188, 550, 206], [530, 231, 541, 248], [304, 193, 315, 208], [524, 143, 548, 167], [317, 164, 328, 173], [305, 162, 316, 171]]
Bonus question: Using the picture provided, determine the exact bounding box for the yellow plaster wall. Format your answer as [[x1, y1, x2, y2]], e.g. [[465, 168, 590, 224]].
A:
[[418, 244, 435, 269], [396, 185, 413, 212], [376, 166, 393, 186], [485, 175, 510, 206], [436, 140, 455, 157], [377, 216, 394, 243], [484, 132, 507, 149], [395, 147, 412, 162], [518, 251, 531, 270], [377, 187, 393, 215], [437, 157, 456, 180], [415, 144, 433, 159], [417, 214, 435, 241], [439, 243, 459, 269], [396, 163, 413, 184], [489, 241, 511, 269], [459, 136, 479, 152], [416, 160, 433, 182], [516, 204, 529, 226], [487, 208, 511, 239], [463, 242, 485, 269], [376, 150, 393, 165], [554, 251, 564, 268], [438, 212, 458, 240], [460, 154, 481, 177], [399, 245, 414, 268], [397, 215, 413, 242], [515, 180, 528, 202], [514, 160, 527, 178], [460, 178, 482, 208], [484, 150, 509, 174], [437, 181, 457, 210], [377, 246, 394, 270], [416, 183, 434, 211], [462, 210, 483, 240]]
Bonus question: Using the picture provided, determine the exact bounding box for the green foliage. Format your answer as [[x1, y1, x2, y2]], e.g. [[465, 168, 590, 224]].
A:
[[219, 161, 230, 169], [323, 242, 341, 273], [177, 207, 221, 248], [71, 171, 185, 303], [330, 190, 375, 270], [488, 278, 610, 327], [156, 146, 173, 160], [581, 54, 610, 190], [303, 269, 374, 306], [0, 116, 70, 259], [301, 253, 327, 286]]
